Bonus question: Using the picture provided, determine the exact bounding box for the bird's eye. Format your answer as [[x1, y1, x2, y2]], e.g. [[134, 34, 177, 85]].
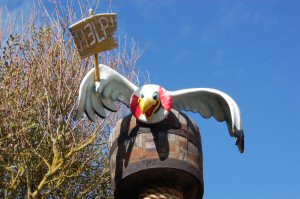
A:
[[152, 92, 158, 100], [141, 93, 145, 98]]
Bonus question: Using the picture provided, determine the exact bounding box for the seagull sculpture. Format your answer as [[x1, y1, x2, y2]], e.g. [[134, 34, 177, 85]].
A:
[[76, 64, 244, 153]]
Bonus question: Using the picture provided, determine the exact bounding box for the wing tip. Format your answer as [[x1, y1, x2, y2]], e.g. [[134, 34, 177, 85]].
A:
[[74, 108, 83, 121], [94, 111, 106, 119], [74, 110, 105, 122], [84, 110, 97, 122], [235, 132, 244, 153]]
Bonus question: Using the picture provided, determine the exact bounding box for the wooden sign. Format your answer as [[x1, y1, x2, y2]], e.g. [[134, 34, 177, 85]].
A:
[[69, 13, 117, 58]]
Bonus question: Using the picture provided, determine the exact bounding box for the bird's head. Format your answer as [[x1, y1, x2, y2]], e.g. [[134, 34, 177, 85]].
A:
[[130, 84, 172, 124]]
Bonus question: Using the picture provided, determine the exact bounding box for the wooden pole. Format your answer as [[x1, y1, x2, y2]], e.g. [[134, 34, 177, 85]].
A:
[[93, 53, 100, 81], [89, 8, 100, 82]]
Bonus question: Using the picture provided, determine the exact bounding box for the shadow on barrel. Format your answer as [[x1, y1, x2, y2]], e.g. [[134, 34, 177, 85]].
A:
[[109, 110, 204, 199]]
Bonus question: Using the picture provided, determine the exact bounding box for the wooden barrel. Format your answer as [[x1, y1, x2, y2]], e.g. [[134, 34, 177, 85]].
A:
[[109, 110, 204, 199]]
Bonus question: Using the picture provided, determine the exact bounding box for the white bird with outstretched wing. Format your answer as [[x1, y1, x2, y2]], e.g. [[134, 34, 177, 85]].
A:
[[76, 64, 244, 152]]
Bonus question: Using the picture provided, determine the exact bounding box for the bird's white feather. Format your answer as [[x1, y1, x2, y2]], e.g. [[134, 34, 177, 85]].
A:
[[84, 83, 98, 122], [170, 88, 244, 152], [90, 90, 106, 118], [75, 64, 138, 121]]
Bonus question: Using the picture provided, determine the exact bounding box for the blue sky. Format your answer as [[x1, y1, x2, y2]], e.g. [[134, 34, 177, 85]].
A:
[[108, 1, 300, 198], [2, 0, 300, 198]]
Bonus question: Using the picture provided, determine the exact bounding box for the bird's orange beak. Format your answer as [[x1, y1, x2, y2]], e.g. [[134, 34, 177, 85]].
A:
[[138, 97, 160, 119]]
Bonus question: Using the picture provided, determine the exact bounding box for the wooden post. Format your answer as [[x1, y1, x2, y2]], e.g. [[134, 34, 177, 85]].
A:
[[69, 9, 118, 81], [89, 9, 100, 82], [109, 110, 204, 199], [93, 53, 100, 81]]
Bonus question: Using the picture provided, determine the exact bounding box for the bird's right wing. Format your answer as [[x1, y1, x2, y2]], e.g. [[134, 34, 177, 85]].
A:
[[170, 88, 244, 153], [75, 64, 138, 122]]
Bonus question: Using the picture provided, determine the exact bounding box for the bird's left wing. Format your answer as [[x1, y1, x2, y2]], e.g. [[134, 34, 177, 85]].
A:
[[170, 88, 244, 153], [75, 64, 138, 122]]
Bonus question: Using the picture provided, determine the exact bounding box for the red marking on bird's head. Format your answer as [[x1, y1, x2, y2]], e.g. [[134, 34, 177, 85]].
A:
[[159, 86, 172, 111], [130, 94, 142, 119]]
